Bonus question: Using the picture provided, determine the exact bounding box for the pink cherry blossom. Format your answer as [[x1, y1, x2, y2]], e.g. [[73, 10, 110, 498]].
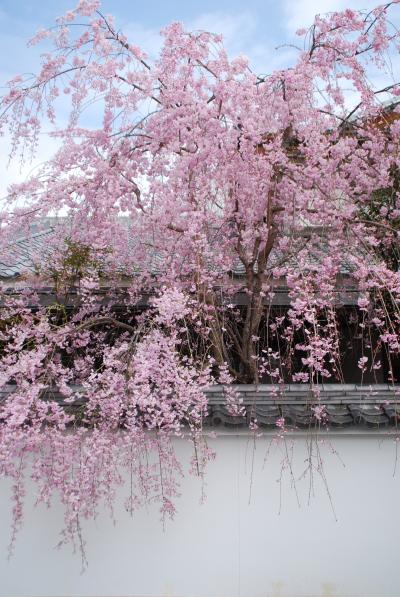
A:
[[0, 0, 399, 564]]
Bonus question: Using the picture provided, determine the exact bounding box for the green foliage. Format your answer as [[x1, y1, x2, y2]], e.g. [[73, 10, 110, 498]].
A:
[[46, 239, 112, 295]]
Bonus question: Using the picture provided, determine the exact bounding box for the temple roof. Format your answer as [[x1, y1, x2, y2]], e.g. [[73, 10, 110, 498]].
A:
[[0, 223, 359, 306]]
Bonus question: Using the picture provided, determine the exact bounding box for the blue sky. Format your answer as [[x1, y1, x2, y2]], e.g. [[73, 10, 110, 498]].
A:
[[0, 0, 387, 194]]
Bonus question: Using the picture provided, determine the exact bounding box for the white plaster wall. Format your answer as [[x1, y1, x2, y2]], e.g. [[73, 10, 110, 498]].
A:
[[1, 432, 400, 597]]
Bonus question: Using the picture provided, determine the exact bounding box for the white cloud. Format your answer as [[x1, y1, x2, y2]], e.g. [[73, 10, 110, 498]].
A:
[[0, 135, 61, 201], [123, 10, 294, 76], [120, 22, 163, 61], [189, 11, 295, 73], [283, 0, 381, 35], [188, 11, 256, 45]]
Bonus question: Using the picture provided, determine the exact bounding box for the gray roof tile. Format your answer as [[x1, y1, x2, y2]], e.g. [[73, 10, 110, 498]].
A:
[[1, 383, 399, 431], [0, 224, 354, 279]]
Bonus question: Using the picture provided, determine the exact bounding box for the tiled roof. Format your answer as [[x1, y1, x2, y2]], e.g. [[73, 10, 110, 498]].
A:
[[0, 224, 354, 280], [1, 384, 399, 430], [205, 384, 400, 429], [0, 228, 52, 278]]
